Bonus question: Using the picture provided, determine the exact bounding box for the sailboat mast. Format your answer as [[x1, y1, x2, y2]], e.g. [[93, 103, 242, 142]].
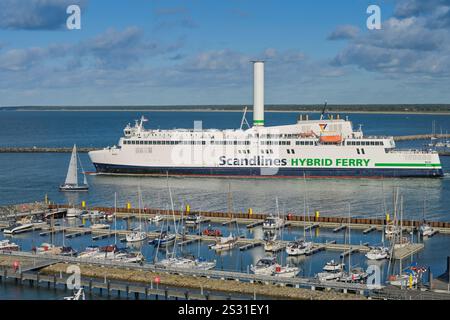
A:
[[348, 203, 351, 277], [114, 192, 117, 245]]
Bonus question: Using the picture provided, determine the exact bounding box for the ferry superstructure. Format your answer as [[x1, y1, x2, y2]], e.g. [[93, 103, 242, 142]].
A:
[[89, 62, 443, 178]]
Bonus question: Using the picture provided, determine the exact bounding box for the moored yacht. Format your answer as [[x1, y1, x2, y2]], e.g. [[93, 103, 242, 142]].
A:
[[0, 240, 20, 251], [210, 233, 237, 251], [250, 256, 278, 276], [3, 222, 34, 235], [365, 247, 390, 260], [262, 215, 284, 230], [285, 239, 313, 256]]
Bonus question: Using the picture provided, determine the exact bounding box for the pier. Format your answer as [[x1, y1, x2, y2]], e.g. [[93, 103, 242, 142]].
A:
[[7, 202, 449, 236], [0, 251, 370, 299]]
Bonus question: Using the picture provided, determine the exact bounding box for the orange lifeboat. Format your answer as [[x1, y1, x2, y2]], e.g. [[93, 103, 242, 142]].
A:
[[319, 134, 342, 143]]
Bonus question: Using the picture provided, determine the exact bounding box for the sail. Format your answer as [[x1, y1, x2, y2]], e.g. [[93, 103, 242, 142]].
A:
[[65, 145, 78, 185]]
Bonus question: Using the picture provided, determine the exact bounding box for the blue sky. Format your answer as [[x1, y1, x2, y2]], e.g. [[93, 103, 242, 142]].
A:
[[0, 0, 449, 106]]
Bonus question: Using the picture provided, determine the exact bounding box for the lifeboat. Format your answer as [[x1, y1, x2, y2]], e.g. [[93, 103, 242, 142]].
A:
[[319, 134, 342, 143]]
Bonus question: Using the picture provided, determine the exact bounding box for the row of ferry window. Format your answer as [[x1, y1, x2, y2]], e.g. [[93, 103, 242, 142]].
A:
[[123, 140, 315, 146], [346, 141, 383, 146]]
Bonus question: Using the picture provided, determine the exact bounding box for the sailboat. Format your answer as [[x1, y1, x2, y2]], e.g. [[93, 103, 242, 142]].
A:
[[126, 186, 147, 243], [262, 207, 284, 230], [60, 145, 89, 192]]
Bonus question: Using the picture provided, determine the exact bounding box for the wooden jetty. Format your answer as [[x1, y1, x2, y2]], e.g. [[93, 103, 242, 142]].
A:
[[32, 225, 424, 258], [305, 223, 320, 231], [222, 219, 238, 226], [0, 251, 371, 298], [363, 226, 377, 234], [43, 204, 450, 235], [239, 242, 263, 251], [333, 225, 347, 233], [246, 221, 263, 229], [393, 243, 424, 260]]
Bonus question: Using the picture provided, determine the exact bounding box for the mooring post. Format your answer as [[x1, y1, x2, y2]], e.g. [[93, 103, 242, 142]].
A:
[[205, 291, 209, 300], [184, 290, 189, 300], [53, 274, 57, 289], [89, 280, 92, 293], [107, 280, 111, 297], [165, 288, 168, 300], [126, 285, 129, 297], [145, 287, 148, 298], [134, 292, 139, 300]]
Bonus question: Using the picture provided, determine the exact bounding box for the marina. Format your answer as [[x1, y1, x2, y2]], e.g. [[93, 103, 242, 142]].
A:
[[1, 194, 449, 300]]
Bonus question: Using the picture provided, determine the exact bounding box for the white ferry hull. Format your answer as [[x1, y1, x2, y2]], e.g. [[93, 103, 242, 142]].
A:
[[90, 161, 443, 178], [88, 61, 443, 179]]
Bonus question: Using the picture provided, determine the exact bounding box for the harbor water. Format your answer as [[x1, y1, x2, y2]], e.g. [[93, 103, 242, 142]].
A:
[[1, 110, 450, 299]]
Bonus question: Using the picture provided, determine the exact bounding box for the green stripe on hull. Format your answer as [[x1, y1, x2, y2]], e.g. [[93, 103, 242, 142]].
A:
[[375, 163, 441, 168], [253, 120, 264, 125]]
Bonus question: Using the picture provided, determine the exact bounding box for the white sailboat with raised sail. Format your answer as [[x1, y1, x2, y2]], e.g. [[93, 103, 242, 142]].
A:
[[60, 144, 89, 192]]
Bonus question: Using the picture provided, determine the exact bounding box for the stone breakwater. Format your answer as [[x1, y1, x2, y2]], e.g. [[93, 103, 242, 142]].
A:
[[40, 263, 364, 300]]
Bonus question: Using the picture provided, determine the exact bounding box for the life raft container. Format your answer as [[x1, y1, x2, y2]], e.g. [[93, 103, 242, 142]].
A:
[[319, 134, 342, 143]]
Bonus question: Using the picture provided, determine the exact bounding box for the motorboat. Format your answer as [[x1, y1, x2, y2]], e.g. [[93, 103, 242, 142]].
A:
[[339, 268, 368, 283], [0, 240, 20, 251], [91, 245, 120, 260], [63, 287, 86, 300], [149, 214, 164, 223], [126, 229, 147, 242], [317, 270, 344, 282], [59, 246, 78, 257], [273, 265, 299, 278], [419, 223, 435, 237], [210, 234, 237, 251], [262, 216, 284, 230], [81, 210, 104, 219], [316, 260, 346, 282], [153, 231, 176, 246], [193, 257, 216, 271], [322, 260, 345, 272], [250, 256, 278, 276], [285, 239, 313, 256], [44, 208, 68, 220], [78, 246, 100, 259], [365, 247, 390, 260], [3, 222, 34, 235], [36, 243, 62, 255], [91, 223, 110, 230], [114, 251, 145, 263], [388, 272, 418, 288], [185, 214, 204, 226], [66, 208, 86, 218]]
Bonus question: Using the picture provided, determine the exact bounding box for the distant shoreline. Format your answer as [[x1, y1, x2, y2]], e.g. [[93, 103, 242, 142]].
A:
[[6, 108, 450, 115]]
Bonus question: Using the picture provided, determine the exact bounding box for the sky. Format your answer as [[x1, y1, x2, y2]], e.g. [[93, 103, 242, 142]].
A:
[[0, 0, 449, 106]]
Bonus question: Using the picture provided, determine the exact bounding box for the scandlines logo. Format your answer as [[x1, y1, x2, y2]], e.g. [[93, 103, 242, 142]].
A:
[[219, 156, 288, 167]]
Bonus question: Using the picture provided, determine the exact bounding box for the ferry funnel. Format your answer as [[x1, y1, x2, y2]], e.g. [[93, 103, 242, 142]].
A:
[[252, 61, 264, 127]]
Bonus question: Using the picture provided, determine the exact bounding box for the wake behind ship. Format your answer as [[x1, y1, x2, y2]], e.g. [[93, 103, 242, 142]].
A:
[[89, 62, 443, 178]]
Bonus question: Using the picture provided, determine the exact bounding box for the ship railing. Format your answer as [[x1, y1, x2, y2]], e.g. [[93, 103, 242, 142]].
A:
[[387, 149, 438, 154]]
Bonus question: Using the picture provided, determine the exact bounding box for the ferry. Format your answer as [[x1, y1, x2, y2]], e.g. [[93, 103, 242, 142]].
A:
[[89, 62, 443, 178]]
